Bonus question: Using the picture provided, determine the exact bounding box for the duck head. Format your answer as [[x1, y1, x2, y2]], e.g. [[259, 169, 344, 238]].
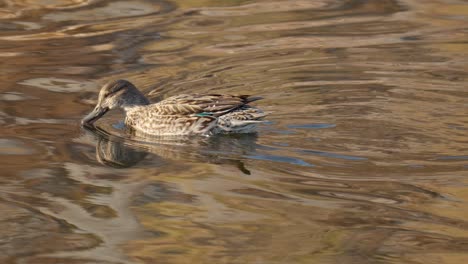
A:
[[81, 79, 150, 126]]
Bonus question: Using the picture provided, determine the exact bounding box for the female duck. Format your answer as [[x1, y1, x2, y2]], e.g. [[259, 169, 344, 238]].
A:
[[81, 80, 267, 136]]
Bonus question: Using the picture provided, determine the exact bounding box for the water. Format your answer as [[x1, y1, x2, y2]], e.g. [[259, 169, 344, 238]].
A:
[[1, 0, 468, 263]]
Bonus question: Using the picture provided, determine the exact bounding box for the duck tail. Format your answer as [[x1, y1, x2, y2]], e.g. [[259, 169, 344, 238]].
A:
[[240, 95, 263, 104]]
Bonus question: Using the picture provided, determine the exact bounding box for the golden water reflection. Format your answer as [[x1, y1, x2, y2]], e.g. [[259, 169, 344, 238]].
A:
[[0, 0, 468, 263]]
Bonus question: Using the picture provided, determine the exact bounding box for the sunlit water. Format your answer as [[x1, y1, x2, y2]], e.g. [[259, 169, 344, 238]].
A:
[[1, 0, 468, 263]]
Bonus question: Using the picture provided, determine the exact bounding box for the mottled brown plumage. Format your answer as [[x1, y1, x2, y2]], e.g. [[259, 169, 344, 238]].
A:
[[82, 80, 267, 136]]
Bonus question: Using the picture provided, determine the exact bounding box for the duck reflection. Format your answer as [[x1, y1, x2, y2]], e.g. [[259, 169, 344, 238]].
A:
[[83, 125, 258, 174], [96, 137, 149, 168]]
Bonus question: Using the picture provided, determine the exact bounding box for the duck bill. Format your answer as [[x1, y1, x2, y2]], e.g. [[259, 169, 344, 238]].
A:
[[81, 106, 109, 127]]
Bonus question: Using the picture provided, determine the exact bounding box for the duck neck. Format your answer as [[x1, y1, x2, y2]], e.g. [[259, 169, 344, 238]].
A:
[[122, 91, 150, 111]]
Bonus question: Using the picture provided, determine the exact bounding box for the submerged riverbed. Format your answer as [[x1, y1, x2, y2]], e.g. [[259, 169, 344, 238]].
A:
[[1, 0, 468, 263]]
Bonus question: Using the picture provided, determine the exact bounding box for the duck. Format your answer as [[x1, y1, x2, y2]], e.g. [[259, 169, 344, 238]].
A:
[[81, 79, 267, 136]]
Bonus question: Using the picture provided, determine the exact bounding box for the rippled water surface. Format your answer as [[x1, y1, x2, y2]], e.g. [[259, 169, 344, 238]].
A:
[[1, 0, 468, 263]]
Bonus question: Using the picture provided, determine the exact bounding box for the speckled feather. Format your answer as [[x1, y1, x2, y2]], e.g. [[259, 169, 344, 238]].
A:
[[125, 94, 266, 136], [143, 94, 262, 116], [82, 80, 267, 136]]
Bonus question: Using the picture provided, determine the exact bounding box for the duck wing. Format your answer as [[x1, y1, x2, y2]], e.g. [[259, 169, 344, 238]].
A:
[[151, 94, 262, 116]]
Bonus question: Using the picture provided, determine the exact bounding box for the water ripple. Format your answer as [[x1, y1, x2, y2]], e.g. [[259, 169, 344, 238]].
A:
[[1, 0, 468, 263]]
